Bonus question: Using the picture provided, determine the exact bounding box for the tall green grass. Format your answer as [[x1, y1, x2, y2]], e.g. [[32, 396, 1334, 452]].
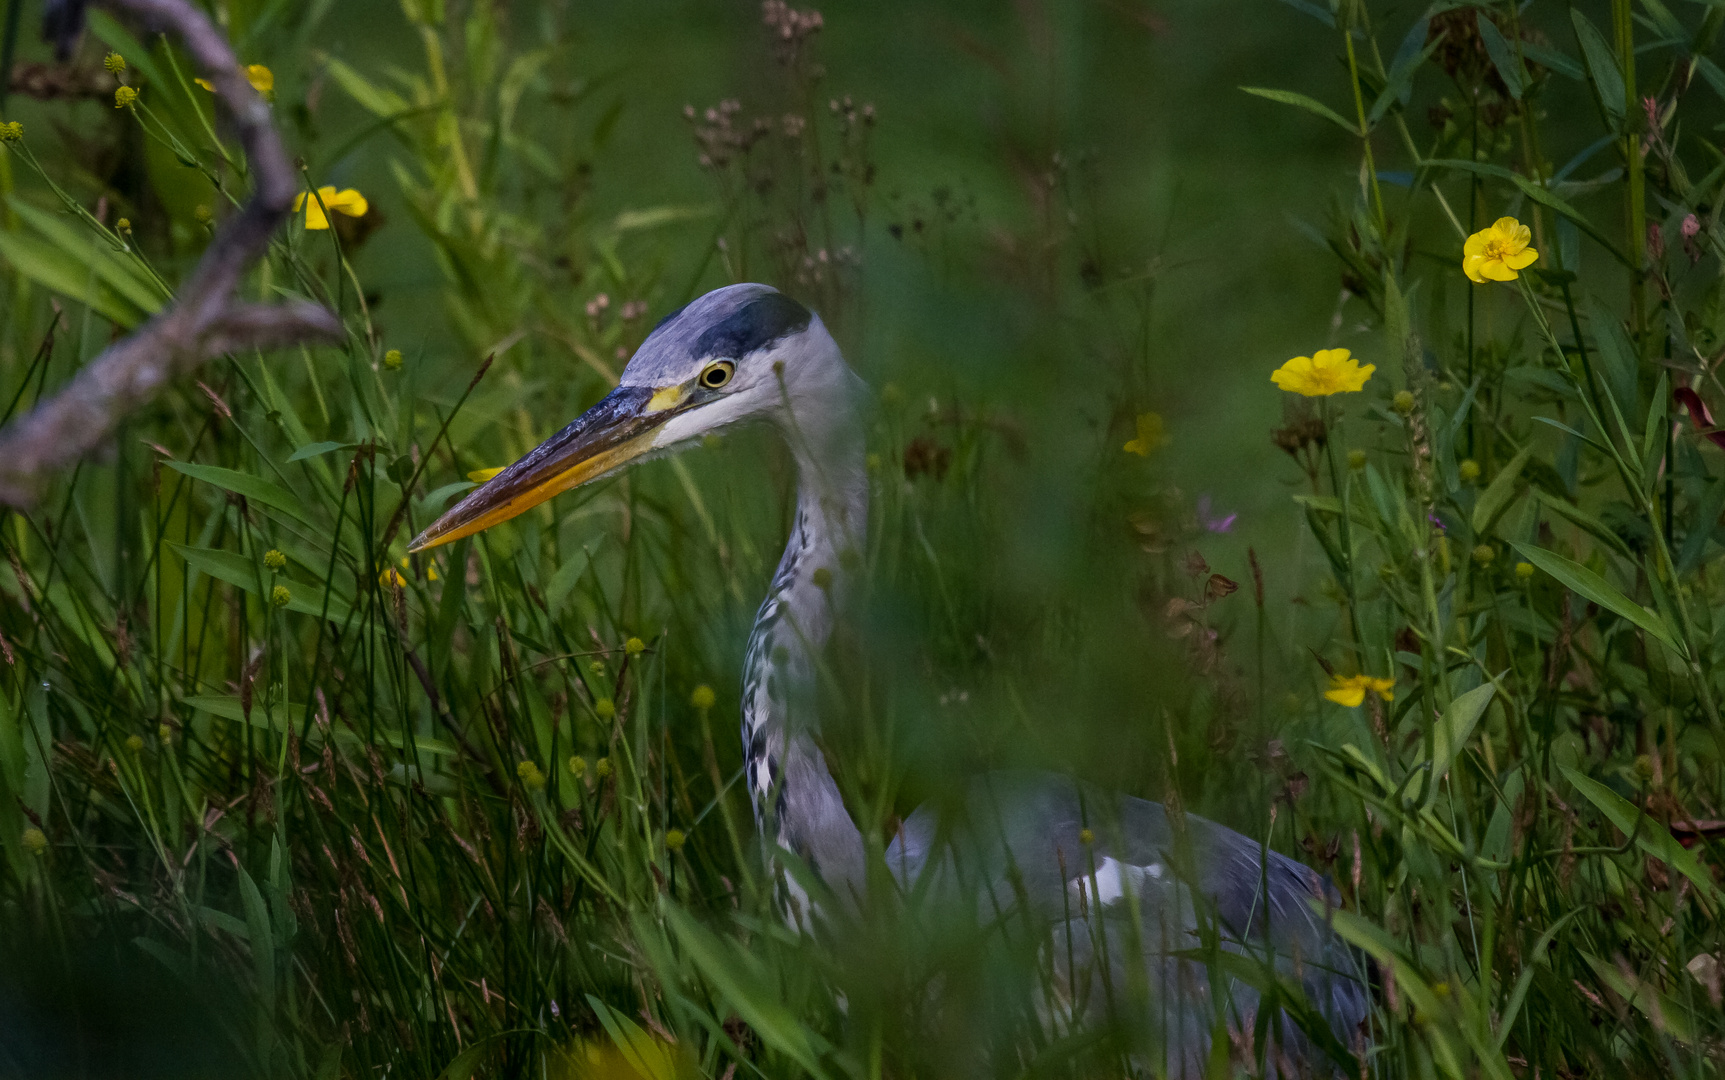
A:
[[0, 1, 1721, 1078]]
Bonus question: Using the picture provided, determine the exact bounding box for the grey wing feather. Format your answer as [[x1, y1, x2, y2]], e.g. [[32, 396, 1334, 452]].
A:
[[885, 770, 1368, 1074]]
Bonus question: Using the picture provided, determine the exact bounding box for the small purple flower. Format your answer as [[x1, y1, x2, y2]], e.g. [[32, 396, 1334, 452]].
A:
[[1197, 494, 1237, 534], [1427, 512, 1446, 533]]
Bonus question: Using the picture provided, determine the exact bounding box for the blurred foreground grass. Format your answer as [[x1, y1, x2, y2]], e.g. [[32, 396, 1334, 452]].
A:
[[0, 1, 1721, 1077]]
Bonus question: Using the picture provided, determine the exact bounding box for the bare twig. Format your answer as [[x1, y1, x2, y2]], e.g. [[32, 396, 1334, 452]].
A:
[[0, 0, 343, 507]]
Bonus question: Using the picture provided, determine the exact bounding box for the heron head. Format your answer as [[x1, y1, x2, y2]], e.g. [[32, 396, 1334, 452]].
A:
[[410, 284, 847, 552]]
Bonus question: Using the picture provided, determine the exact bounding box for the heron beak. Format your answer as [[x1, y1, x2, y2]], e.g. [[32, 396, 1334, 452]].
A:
[[408, 383, 689, 552]]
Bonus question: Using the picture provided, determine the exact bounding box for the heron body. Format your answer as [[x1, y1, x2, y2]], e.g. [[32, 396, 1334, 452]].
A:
[[413, 283, 1368, 1073]]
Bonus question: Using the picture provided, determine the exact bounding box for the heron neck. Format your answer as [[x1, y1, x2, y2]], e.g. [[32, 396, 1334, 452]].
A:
[[741, 398, 868, 898]]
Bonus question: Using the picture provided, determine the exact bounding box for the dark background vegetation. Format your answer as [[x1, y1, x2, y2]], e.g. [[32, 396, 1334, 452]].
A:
[[1, 0, 1722, 1077]]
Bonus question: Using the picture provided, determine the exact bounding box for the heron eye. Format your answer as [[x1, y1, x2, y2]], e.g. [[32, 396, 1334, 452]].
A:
[[700, 361, 736, 389]]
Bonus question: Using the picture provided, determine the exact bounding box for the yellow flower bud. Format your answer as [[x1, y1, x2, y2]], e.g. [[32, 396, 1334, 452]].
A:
[[567, 755, 587, 777], [114, 86, 138, 108], [158, 723, 173, 742], [594, 757, 612, 778], [664, 829, 686, 853], [104, 52, 126, 73], [1459, 459, 1481, 483], [594, 698, 616, 720], [624, 637, 645, 655], [1079, 828, 1095, 846], [271, 584, 291, 607], [1392, 390, 1415, 415], [21, 827, 46, 855], [1472, 544, 1494, 566], [690, 684, 716, 710], [1515, 561, 1535, 580], [0, 121, 22, 142], [125, 734, 144, 753], [1347, 448, 1367, 470], [264, 549, 286, 571], [193, 204, 212, 224], [383, 348, 403, 370], [516, 760, 546, 790], [115, 218, 131, 233]]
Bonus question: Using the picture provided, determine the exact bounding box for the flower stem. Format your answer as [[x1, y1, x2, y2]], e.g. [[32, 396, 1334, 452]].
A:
[[1613, 0, 1646, 334], [1342, 0, 1387, 239]]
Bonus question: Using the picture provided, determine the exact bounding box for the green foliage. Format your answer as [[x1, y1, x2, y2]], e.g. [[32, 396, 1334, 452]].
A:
[[0, 1, 1722, 1078]]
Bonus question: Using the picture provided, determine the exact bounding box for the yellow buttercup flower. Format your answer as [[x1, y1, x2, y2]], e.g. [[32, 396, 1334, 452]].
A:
[[103, 52, 126, 74], [1272, 348, 1375, 397], [1122, 411, 1169, 456], [114, 86, 138, 108], [1324, 673, 1395, 708], [516, 760, 546, 791], [0, 121, 22, 143], [195, 65, 274, 97], [690, 684, 716, 709], [400, 556, 437, 582], [294, 186, 368, 230], [1463, 216, 1538, 283], [380, 566, 406, 588]]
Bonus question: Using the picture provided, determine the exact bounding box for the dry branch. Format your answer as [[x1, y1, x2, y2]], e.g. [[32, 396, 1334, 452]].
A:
[[0, 0, 343, 507]]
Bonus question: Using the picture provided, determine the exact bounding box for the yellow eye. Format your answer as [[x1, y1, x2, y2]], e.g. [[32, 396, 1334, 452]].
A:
[[700, 360, 736, 389]]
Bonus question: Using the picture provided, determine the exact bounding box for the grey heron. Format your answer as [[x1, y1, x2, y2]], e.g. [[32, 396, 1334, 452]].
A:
[[410, 283, 1369, 1072]]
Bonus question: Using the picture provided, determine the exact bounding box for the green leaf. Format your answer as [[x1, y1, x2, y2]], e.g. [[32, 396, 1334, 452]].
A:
[[1571, 10, 1626, 125], [237, 866, 276, 1015], [1532, 489, 1635, 559], [1239, 87, 1359, 135], [610, 205, 716, 233], [422, 480, 476, 512], [323, 56, 413, 118], [1475, 12, 1526, 99], [1511, 543, 1678, 650], [544, 543, 595, 614], [1274, 0, 1335, 28], [8, 199, 165, 314], [184, 694, 457, 758], [1496, 910, 1582, 1048], [1521, 39, 1584, 80], [287, 441, 357, 462], [1561, 767, 1721, 914], [1418, 681, 1496, 810], [1585, 294, 1640, 427], [171, 544, 352, 622], [432, 1038, 499, 1080], [1472, 444, 1534, 535], [165, 462, 309, 523], [661, 905, 833, 1080], [1367, 35, 1442, 128], [1579, 951, 1697, 1042], [0, 228, 146, 327]]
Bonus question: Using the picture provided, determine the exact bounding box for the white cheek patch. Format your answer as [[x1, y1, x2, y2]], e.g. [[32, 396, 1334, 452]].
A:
[[652, 391, 760, 449], [1070, 856, 1165, 907]]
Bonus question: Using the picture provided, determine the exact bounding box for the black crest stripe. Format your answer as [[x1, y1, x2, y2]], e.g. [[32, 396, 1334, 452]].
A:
[[694, 293, 812, 360]]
